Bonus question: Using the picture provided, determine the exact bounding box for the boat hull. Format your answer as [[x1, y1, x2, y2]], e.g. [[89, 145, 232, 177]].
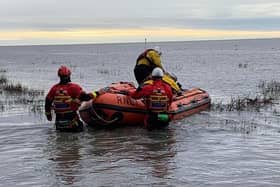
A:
[[79, 82, 211, 127]]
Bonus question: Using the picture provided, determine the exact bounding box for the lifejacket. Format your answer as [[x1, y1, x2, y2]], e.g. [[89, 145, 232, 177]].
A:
[[53, 87, 80, 114], [136, 49, 156, 70], [146, 88, 169, 113]]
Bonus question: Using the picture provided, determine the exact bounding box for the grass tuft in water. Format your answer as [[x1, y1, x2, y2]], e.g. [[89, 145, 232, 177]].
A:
[[0, 75, 8, 85], [0, 69, 7, 73], [212, 80, 280, 112], [258, 80, 280, 100], [0, 72, 45, 114], [0, 73, 44, 96]]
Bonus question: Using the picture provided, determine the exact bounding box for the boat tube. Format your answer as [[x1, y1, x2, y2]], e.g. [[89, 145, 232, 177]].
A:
[[79, 82, 211, 128]]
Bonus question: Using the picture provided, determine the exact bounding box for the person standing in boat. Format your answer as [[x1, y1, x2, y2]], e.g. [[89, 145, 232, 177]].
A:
[[134, 47, 164, 85], [45, 65, 100, 132], [134, 47, 182, 94], [129, 67, 173, 129]]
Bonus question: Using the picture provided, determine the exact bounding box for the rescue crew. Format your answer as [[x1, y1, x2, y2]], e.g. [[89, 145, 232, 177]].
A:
[[134, 47, 182, 94], [128, 67, 173, 129], [134, 47, 163, 85], [45, 65, 100, 132]]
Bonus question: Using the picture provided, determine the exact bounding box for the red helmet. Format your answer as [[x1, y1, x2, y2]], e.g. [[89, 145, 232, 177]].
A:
[[58, 65, 71, 77]]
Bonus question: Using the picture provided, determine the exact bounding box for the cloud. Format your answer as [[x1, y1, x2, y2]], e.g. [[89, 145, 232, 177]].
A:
[[234, 2, 280, 18], [0, 0, 280, 45]]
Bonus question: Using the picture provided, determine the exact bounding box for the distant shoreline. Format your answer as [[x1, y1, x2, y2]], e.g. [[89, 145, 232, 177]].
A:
[[0, 37, 280, 48]]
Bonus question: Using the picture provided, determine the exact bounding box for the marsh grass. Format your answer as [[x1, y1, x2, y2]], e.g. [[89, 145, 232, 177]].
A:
[[0, 75, 8, 85], [0, 69, 6, 73], [258, 80, 280, 100], [0, 72, 45, 114], [0, 72, 44, 95], [223, 118, 258, 134], [212, 80, 280, 112]]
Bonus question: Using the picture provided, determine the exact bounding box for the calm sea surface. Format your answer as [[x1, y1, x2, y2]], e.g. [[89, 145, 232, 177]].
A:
[[0, 39, 280, 186]]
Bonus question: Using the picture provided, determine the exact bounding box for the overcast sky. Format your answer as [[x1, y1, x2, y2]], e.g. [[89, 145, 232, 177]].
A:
[[0, 0, 280, 45]]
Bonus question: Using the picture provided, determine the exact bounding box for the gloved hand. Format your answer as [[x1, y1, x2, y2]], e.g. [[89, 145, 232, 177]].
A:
[[177, 82, 182, 89], [80, 92, 92, 101], [97, 88, 106, 95], [177, 91, 183, 96], [45, 112, 52, 121]]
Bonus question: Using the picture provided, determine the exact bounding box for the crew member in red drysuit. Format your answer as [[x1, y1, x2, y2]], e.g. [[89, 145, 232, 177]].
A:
[[129, 67, 173, 129], [45, 65, 99, 132]]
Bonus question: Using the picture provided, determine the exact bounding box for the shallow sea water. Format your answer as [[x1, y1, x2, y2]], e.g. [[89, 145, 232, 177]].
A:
[[0, 39, 280, 186]]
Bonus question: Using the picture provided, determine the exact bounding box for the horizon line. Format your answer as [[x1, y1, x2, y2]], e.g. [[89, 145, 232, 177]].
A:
[[1, 28, 280, 47], [0, 37, 280, 47]]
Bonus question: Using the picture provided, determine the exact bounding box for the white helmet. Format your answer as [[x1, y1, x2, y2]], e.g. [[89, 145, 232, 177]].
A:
[[152, 67, 164, 78]]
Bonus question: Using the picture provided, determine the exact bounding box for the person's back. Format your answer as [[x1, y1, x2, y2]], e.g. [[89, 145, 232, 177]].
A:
[[130, 79, 173, 111], [45, 65, 100, 132], [47, 82, 83, 117], [134, 48, 163, 85], [129, 67, 173, 129], [134, 48, 182, 94]]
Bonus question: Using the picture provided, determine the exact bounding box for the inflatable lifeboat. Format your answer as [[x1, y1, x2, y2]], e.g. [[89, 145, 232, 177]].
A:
[[79, 82, 211, 128]]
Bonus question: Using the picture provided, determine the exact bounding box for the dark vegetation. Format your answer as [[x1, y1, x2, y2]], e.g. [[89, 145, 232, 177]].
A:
[[212, 80, 280, 112], [0, 69, 44, 113], [211, 80, 280, 135]]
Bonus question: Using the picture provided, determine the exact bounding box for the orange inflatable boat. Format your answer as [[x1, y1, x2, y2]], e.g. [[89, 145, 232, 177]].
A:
[[79, 82, 211, 127]]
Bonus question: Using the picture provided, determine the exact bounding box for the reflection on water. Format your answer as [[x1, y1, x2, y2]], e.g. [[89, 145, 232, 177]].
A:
[[43, 127, 177, 186], [140, 130, 176, 178], [45, 132, 83, 185]]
